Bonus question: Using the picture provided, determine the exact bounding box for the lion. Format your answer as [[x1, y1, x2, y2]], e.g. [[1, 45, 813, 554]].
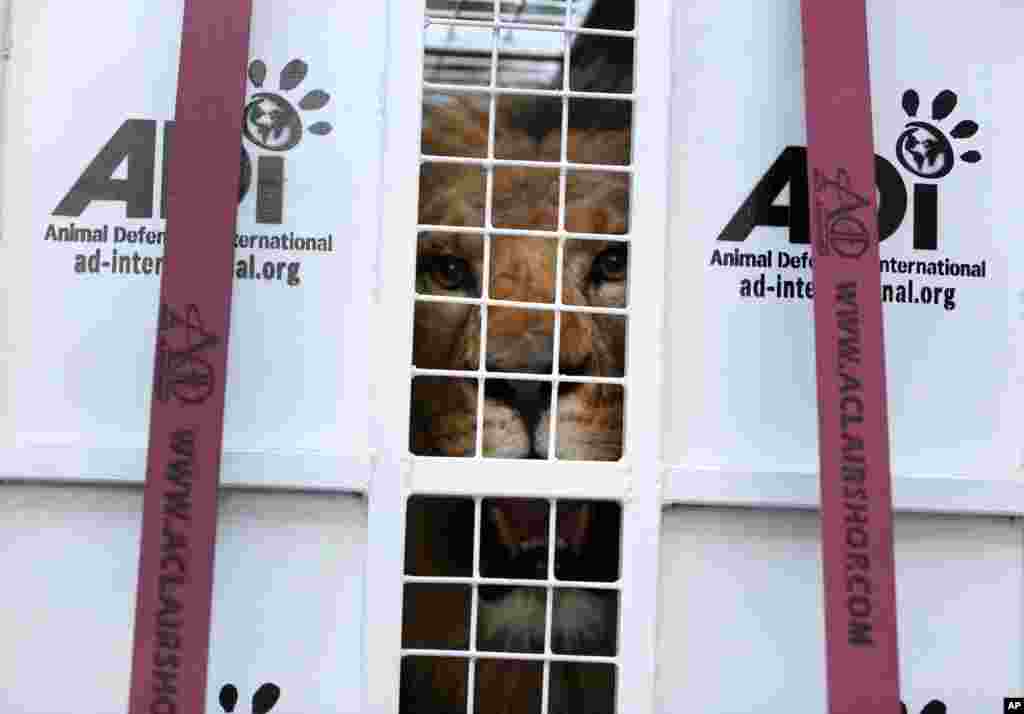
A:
[[401, 495, 621, 714], [400, 96, 628, 714], [410, 96, 630, 462]]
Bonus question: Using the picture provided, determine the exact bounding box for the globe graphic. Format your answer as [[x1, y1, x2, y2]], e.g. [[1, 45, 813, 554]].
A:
[[243, 92, 303, 152], [896, 122, 954, 179]]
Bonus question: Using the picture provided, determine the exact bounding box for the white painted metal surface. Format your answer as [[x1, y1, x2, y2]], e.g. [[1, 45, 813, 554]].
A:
[[1, 485, 367, 713], [0, 0, 382, 489], [664, 0, 1024, 483], [0, 0, 1021, 711], [657, 506, 1024, 713]]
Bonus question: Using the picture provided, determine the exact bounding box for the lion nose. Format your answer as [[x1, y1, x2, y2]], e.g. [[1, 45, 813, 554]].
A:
[[485, 335, 554, 375], [484, 378, 552, 416]]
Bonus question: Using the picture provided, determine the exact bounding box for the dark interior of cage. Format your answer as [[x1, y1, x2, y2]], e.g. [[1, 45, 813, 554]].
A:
[[424, 0, 634, 136]]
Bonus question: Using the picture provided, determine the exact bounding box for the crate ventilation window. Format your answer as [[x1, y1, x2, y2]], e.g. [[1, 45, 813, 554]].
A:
[[401, 495, 623, 712], [399, 1, 637, 711], [409, 0, 635, 464]]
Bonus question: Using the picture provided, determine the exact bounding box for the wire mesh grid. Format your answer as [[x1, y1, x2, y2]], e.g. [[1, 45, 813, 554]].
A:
[[424, 1, 598, 88], [405, 1, 634, 709], [414, 0, 635, 464], [401, 496, 622, 713]]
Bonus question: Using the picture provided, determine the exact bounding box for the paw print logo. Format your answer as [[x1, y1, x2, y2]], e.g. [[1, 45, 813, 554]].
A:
[[243, 59, 334, 152], [218, 683, 281, 714], [902, 699, 947, 714], [896, 89, 981, 180]]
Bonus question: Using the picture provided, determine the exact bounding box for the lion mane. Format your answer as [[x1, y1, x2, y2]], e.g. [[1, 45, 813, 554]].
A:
[[401, 96, 628, 714], [411, 96, 630, 462]]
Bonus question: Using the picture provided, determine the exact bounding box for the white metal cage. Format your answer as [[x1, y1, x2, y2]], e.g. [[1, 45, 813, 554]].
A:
[[1, 0, 1022, 713]]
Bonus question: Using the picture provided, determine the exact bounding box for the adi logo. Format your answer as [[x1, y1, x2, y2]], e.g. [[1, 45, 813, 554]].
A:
[[218, 683, 280, 714], [896, 89, 981, 179], [239, 59, 334, 223], [718, 88, 982, 251], [52, 58, 333, 225], [243, 59, 333, 152]]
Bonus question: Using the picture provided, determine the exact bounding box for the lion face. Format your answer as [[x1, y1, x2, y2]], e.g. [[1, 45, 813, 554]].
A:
[[411, 103, 630, 461]]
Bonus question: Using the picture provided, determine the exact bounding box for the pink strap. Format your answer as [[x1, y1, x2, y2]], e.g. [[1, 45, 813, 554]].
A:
[[800, 2, 902, 712], [127, 3, 253, 713]]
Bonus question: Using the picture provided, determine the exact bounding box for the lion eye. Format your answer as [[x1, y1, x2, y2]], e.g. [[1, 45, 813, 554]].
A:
[[591, 245, 628, 283], [429, 254, 473, 291]]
